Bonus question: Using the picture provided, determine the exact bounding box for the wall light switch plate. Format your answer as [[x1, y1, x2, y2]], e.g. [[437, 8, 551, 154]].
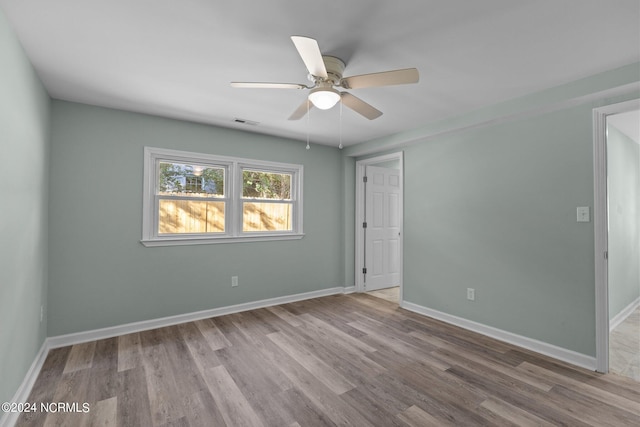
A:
[[577, 206, 590, 222], [467, 288, 475, 301]]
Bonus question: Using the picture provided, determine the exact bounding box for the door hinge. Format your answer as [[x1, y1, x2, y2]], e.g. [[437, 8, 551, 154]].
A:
[[363, 176, 368, 183], [604, 251, 608, 260], [362, 268, 367, 274], [363, 222, 367, 228]]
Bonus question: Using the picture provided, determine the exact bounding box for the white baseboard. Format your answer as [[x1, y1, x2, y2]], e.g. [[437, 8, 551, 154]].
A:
[[610, 296, 640, 332], [401, 301, 596, 371], [47, 286, 349, 349], [5, 287, 598, 427], [2, 286, 353, 427], [0, 341, 49, 427]]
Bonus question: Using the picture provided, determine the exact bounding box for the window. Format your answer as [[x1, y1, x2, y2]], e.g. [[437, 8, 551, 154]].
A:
[[142, 147, 303, 246], [242, 169, 292, 232]]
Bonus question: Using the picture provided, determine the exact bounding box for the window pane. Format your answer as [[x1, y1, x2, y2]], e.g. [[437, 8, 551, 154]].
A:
[[243, 202, 292, 232], [159, 199, 225, 234], [159, 162, 224, 197], [242, 170, 291, 200]]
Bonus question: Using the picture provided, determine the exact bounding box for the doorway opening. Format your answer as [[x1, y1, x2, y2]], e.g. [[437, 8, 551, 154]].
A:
[[355, 152, 404, 305], [593, 99, 640, 378]]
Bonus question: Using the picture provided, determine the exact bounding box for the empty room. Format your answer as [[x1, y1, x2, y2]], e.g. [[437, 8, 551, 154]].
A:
[[1, 1, 639, 426]]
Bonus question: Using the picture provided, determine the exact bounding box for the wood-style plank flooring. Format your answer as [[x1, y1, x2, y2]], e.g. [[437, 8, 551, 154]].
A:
[[610, 305, 640, 381], [366, 286, 400, 304], [17, 294, 640, 426]]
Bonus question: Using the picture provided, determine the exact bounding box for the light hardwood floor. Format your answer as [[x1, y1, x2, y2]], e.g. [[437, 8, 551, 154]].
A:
[[17, 294, 640, 426], [366, 286, 399, 304], [610, 305, 640, 381]]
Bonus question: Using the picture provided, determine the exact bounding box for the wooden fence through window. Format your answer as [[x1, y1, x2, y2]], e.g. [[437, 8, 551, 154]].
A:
[[158, 200, 291, 233]]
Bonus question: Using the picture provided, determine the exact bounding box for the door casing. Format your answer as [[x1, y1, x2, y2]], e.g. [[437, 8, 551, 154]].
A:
[[593, 98, 640, 373], [355, 152, 404, 302]]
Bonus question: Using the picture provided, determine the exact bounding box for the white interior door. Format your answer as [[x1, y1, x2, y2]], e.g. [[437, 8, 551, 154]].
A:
[[364, 165, 401, 291]]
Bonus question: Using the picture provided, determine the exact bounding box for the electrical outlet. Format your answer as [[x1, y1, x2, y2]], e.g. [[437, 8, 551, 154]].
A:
[[231, 276, 238, 287], [467, 288, 475, 301]]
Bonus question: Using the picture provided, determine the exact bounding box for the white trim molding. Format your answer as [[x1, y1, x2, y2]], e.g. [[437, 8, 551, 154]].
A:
[[401, 301, 597, 371], [47, 286, 351, 349], [592, 98, 640, 373], [1, 286, 352, 427], [610, 297, 640, 332], [0, 341, 49, 427]]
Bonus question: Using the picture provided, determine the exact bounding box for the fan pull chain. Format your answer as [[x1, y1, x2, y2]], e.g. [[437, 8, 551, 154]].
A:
[[306, 100, 311, 150], [339, 98, 343, 149]]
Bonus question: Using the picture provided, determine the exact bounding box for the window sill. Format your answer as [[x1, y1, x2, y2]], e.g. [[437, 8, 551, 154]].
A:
[[140, 233, 305, 247]]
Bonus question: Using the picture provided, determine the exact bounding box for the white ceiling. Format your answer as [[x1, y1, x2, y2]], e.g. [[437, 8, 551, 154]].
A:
[[1, 1, 639, 147]]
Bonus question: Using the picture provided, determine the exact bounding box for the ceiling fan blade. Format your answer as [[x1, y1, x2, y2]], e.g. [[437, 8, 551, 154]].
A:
[[288, 99, 314, 120], [291, 36, 328, 79], [341, 92, 383, 120], [341, 68, 419, 89], [230, 82, 307, 89]]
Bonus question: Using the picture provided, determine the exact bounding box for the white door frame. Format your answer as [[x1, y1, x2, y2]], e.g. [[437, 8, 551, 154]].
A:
[[355, 152, 404, 301], [593, 98, 640, 373]]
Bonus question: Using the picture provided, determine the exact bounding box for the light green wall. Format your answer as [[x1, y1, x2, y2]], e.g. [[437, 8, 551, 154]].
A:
[[48, 101, 344, 335], [607, 124, 640, 318], [349, 64, 639, 357], [2, 5, 639, 401], [0, 9, 50, 404], [402, 104, 598, 355]]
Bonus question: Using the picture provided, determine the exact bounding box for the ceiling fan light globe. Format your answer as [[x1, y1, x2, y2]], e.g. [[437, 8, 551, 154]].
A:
[[308, 87, 340, 110]]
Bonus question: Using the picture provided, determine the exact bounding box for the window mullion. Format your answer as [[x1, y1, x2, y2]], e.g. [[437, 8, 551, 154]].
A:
[[143, 147, 302, 246], [231, 161, 240, 237], [242, 199, 292, 204]]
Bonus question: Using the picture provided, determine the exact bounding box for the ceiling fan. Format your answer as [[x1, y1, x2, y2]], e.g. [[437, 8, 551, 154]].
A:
[[231, 36, 419, 120]]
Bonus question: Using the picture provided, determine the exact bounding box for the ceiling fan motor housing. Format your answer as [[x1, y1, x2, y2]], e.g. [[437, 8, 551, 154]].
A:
[[320, 56, 346, 85]]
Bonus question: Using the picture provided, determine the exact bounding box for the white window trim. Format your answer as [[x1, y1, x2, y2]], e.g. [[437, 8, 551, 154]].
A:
[[141, 147, 304, 247]]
